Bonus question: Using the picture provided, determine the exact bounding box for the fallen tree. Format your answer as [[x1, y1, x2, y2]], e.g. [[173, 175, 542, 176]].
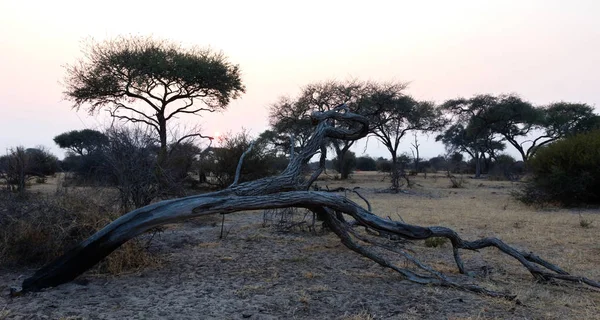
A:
[[19, 106, 600, 298]]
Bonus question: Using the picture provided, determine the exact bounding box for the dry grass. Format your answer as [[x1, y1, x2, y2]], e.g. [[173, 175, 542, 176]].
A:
[[322, 171, 600, 318], [2, 171, 598, 318], [0, 185, 160, 275], [339, 310, 375, 320]]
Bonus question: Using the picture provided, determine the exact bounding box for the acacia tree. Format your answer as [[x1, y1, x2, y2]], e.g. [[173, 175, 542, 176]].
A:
[[364, 82, 445, 191], [269, 80, 370, 179], [64, 36, 245, 159], [439, 95, 509, 178], [436, 123, 505, 178], [482, 97, 599, 162], [444, 95, 600, 164], [266, 96, 315, 156], [533, 102, 600, 150], [53, 129, 108, 156]]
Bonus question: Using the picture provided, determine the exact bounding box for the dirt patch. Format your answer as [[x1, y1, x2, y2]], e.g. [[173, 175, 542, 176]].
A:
[[1, 173, 599, 319], [0, 211, 589, 319]]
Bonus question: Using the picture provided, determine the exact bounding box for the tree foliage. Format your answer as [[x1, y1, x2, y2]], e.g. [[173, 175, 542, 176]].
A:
[[64, 36, 245, 154], [268, 79, 371, 179], [355, 156, 377, 171], [53, 129, 108, 156], [332, 151, 357, 178], [364, 82, 445, 189], [438, 95, 509, 177], [486, 98, 599, 162], [440, 94, 600, 166]]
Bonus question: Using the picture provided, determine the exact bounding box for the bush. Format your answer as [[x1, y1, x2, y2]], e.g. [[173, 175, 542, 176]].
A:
[[103, 126, 161, 210], [489, 154, 522, 181], [424, 237, 447, 248], [0, 189, 159, 273], [376, 158, 392, 172], [516, 130, 600, 206], [332, 151, 357, 179], [355, 156, 377, 171], [205, 130, 279, 188], [0, 146, 59, 192]]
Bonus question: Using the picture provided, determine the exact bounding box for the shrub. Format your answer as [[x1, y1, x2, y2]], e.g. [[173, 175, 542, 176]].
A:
[[355, 156, 377, 171], [424, 237, 447, 248], [332, 151, 357, 179], [0, 189, 159, 273], [0, 146, 59, 192], [516, 130, 600, 206], [489, 154, 522, 181], [103, 126, 161, 210], [376, 158, 392, 172], [205, 130, 279, 188]]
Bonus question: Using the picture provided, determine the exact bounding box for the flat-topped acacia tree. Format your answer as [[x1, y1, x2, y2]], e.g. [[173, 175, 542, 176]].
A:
[[20, 107, 599, 298], [64, 36, 245, 158]]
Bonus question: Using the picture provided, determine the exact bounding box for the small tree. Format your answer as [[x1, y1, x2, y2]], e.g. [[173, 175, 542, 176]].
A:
[[268, 79, 371, 179], [205, 130, 278, 188], [0, 147, 58, 192], [102, 126, 160, 211], [376, 157, 392, 172], [364, 82, 445, 190], [489, 154, 521, 181], [332, 151, 357, 178], [53, 129, 108, 156], [54, 129, 109, 181], [355, 156, 377, 171], [429, 155, 448, 173], [64, 36, 245, 159], [439, 95, 508, 178]]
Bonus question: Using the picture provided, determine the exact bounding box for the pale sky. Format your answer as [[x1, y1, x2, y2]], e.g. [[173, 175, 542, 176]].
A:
[[1, 0, 599, 160]]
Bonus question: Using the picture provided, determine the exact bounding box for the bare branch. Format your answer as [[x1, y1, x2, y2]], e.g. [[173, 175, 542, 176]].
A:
[[229, 141, 256, 187]]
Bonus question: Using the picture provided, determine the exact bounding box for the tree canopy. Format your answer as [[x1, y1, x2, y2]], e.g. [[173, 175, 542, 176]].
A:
[[53, 129, 108, 156], [363, 82, 444, 189], [440, 94, 600, 164], [268, 79, 371, 179], [64, 36, 245, 154]]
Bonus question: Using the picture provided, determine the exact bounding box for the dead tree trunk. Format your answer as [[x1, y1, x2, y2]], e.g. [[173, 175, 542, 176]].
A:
[[20, 106, 600, 297]]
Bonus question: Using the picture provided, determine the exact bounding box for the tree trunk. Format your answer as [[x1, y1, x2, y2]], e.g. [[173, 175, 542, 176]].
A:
[[157, 118, 168, 165], [391, 153, 400, 192], [474, 152, 481, 178], [18, 106, 600, 298]]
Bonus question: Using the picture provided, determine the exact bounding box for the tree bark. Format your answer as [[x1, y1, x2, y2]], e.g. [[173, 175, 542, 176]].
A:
[[474, 152, 482, 178], [19, 106, 600, 297]]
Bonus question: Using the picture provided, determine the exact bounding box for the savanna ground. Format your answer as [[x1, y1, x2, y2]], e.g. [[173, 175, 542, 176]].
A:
[[1, 172, 599, 319]]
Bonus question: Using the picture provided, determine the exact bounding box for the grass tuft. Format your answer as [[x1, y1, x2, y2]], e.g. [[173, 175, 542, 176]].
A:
[[424, 237, 448, 248]]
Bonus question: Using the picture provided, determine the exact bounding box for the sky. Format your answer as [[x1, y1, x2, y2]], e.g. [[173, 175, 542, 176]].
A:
[[1, 0, 599, 160]]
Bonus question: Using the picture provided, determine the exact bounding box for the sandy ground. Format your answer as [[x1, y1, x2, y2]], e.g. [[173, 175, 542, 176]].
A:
[[1, 173, 599, 319]]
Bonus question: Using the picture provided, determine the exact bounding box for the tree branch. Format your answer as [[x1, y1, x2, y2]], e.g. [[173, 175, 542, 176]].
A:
[[229, 141, 256, 187]]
